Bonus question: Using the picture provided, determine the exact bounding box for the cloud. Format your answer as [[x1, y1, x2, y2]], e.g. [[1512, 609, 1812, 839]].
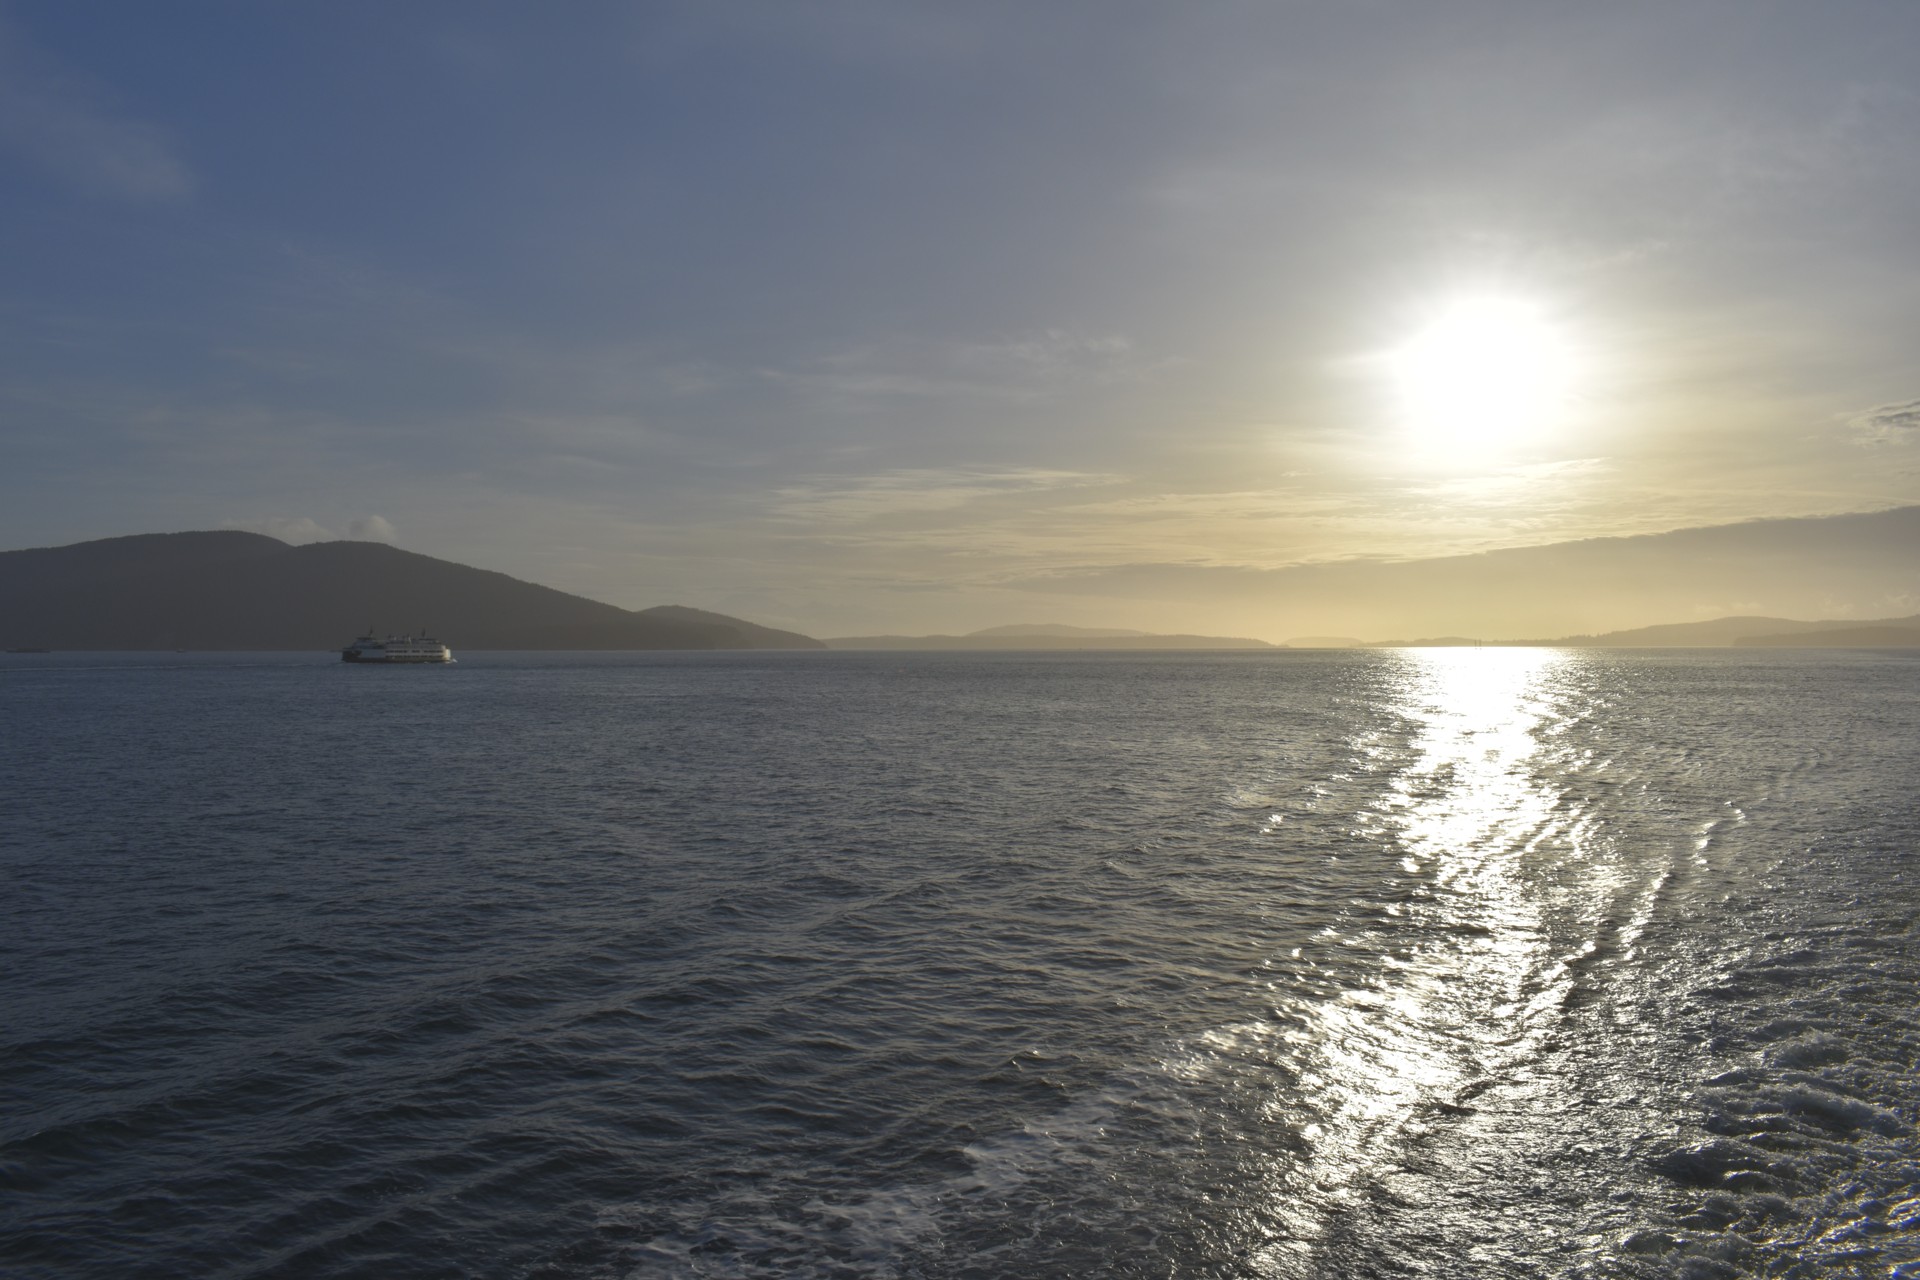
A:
[[349, 518, 397, 545], [953, 330, 1138, 374], [347, 515, 398, 543], [222, 516, 334, 544], [0, 14, 192, 202], [760, 330, 1148, 411], [770, 467, 1116, 523], [219, 515, 397, 545], [1852, 400, 1920, 445]]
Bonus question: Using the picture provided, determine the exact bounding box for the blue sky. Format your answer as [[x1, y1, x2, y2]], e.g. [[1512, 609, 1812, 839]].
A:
[[3, 1, 1917, 636]]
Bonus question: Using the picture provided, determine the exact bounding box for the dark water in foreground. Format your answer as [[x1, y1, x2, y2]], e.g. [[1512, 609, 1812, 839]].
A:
[[3, 649, 1918, 1279]]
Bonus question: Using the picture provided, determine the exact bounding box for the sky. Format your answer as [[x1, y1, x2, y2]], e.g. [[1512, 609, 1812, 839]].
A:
[[2, 1, 1917, 638]]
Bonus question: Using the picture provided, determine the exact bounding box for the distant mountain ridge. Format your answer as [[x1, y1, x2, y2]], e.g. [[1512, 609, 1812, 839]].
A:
[[1054, 505, 1920, 641], [1368, 613, 1920, 648], [0, 531, 822, 650], [1735, 624, 1920, 648], [966, 623, 1152, 638], [1532, 613, 1920, 647], [826, 623, 1275, 650]]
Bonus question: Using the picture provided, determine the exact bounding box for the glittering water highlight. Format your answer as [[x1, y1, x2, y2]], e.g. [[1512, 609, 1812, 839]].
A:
[[3, 648, 1916, 1278]]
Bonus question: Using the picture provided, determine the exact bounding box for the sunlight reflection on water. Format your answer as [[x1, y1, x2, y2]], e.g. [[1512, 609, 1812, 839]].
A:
[[16, 651, 1914, 1278], [1254, 647, 1580, 1269]]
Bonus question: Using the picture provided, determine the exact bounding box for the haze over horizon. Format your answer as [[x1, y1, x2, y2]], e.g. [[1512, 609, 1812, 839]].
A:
[[4, 2, 1918, 637]]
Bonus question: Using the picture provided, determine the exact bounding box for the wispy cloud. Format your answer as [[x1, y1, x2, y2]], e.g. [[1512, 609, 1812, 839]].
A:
[[347, 515, 397, 543], [220, 515, 397, 545], [0, 14, 191, 202], [761, 330, 1149, 410], [221, 516, 332, 544], [1852, 400, 1920, 446], [770, 466, 1116, 523]]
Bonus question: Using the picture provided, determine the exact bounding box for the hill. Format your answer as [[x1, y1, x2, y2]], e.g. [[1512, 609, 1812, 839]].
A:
[[0, 531, 822, 650], [1733, 625, 1920, 648], [1532, 613, 1920, 647], [966, 623, 1152, 638], [1361, 613, 1920, 648], [826, 627, 1276, 650], [627, 604, 825, 649], [1052, 506, 1920, 640]]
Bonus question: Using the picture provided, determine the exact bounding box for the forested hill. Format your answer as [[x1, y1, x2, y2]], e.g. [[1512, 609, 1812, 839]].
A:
[[0, 531, 823, 651]]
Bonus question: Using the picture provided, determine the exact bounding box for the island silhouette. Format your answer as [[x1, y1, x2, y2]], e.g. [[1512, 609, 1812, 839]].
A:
[[4, 519, 1916, 651], [0, 532, 821, 651]]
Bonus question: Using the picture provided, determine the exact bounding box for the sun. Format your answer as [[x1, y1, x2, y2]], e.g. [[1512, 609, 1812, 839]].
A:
[[1385, 296, 1577, 452]]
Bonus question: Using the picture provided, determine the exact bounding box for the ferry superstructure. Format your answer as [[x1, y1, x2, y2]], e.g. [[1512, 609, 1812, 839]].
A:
[[341, 632, 454, 663]]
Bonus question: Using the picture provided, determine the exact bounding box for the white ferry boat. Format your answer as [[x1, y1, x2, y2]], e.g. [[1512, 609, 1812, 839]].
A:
[[340, 631, 455, 663]]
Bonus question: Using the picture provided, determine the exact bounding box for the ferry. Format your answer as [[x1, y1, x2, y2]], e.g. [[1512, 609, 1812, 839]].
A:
[[341, 631, 454, 663]]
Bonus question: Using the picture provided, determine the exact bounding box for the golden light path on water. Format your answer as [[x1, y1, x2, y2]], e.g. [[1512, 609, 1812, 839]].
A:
[[759, 647, 1632, 1278], [1240, 647, 1605, 1274]]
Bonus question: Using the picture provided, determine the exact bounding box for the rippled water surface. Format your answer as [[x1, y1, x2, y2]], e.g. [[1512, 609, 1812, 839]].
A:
[[4, 648, 1918, 1279]]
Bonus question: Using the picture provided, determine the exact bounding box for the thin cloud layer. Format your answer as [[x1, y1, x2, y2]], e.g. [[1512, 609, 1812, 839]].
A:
[[0, 15, 190, 202], [223, 515, 398, 546], [1854, 400, 1920, 446], [1, 2, 1917, 634]]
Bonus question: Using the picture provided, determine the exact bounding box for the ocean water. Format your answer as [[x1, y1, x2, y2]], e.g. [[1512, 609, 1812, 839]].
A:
[[3, 648, 1918, 1279]]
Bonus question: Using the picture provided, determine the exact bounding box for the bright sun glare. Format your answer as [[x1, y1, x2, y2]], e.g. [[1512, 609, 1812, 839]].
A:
[[1386, 296, 1577, 451]]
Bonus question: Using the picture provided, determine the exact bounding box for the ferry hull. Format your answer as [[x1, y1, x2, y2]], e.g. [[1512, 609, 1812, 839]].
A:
[[341, 652, 455, 663], [340, 633, 455, 663]]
